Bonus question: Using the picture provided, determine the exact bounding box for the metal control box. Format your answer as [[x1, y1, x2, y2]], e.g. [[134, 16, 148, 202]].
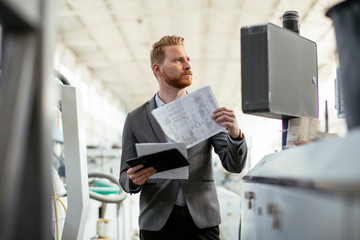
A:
[[241, 23, 318, 119]]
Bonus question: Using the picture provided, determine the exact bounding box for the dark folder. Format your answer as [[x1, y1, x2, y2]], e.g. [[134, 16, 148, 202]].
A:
[[126, 148, 189, 173]]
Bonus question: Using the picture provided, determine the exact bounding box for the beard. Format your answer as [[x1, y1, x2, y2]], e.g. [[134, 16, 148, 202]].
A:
[[163, 70, 193, 89]]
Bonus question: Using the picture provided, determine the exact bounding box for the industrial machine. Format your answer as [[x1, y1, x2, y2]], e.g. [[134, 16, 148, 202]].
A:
[[52, 80, 128, 240], [0, 1, 55, 239], [241, 129, 360, 239], [240, 2, 360, 239]]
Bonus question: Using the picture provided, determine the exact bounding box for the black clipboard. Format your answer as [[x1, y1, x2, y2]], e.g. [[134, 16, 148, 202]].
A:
[[126, 148, 189, 173]]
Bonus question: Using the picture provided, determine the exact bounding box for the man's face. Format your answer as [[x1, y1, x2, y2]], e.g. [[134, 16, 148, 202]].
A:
[[159, 45, 193, 89]]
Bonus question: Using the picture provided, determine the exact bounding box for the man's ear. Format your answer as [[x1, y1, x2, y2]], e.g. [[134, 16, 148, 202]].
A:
[[153, 63, 163, 77]]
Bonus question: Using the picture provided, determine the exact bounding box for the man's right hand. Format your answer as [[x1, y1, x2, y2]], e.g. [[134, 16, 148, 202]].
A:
[[127, 165, 157, 187]]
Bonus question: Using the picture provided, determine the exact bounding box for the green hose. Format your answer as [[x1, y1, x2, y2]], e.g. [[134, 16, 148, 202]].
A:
[[89, 179, 120, 194]]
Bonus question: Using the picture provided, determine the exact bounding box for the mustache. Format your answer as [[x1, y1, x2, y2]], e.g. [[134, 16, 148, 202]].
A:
[[181, 70, 193, 76]]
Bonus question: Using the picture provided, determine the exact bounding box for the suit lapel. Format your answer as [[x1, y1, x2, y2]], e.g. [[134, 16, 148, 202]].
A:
[[146, 95, 168, 143]]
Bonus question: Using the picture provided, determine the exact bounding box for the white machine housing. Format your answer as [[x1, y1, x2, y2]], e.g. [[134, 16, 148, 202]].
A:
[[241, 128, 360, 240]]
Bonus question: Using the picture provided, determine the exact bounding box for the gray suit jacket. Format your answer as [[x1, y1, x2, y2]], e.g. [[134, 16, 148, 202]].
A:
[[119, 95, 247, 231]]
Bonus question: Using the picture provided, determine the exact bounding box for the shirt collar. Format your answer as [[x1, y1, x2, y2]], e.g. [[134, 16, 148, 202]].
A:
[[155, 90, 188, 108], [155, 92, 165, 108]]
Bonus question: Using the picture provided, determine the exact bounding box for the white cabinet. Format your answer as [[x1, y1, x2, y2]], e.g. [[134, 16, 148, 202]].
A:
[[241, 183, 349, 240], [240, 128, 360, 240]]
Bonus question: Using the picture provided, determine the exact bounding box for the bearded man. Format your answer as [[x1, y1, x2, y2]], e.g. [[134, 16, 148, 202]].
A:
[[119, 35, 247, 240]]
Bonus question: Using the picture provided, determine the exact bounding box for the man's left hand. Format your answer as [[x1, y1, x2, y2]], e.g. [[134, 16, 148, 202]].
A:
[[212, 107, 241, 139]]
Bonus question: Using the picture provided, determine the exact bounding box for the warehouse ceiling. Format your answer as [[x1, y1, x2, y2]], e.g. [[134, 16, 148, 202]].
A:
[[56, 0, 340, 112]]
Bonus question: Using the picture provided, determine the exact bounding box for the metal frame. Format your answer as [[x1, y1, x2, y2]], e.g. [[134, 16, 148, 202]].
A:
[[0, 0, 55, 239], [61, 85, 90, 240]]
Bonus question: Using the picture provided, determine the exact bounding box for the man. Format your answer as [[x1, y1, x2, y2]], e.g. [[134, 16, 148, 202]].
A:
[[119, 35, 247, 240]]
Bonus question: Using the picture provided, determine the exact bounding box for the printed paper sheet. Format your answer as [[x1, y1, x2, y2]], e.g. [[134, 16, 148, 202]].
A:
[[151, 86, 225, 148]]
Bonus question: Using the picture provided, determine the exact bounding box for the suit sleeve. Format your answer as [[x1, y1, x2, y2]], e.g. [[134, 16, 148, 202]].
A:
[[119, 113, 142, 194], [211, 131, 248, 173]]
